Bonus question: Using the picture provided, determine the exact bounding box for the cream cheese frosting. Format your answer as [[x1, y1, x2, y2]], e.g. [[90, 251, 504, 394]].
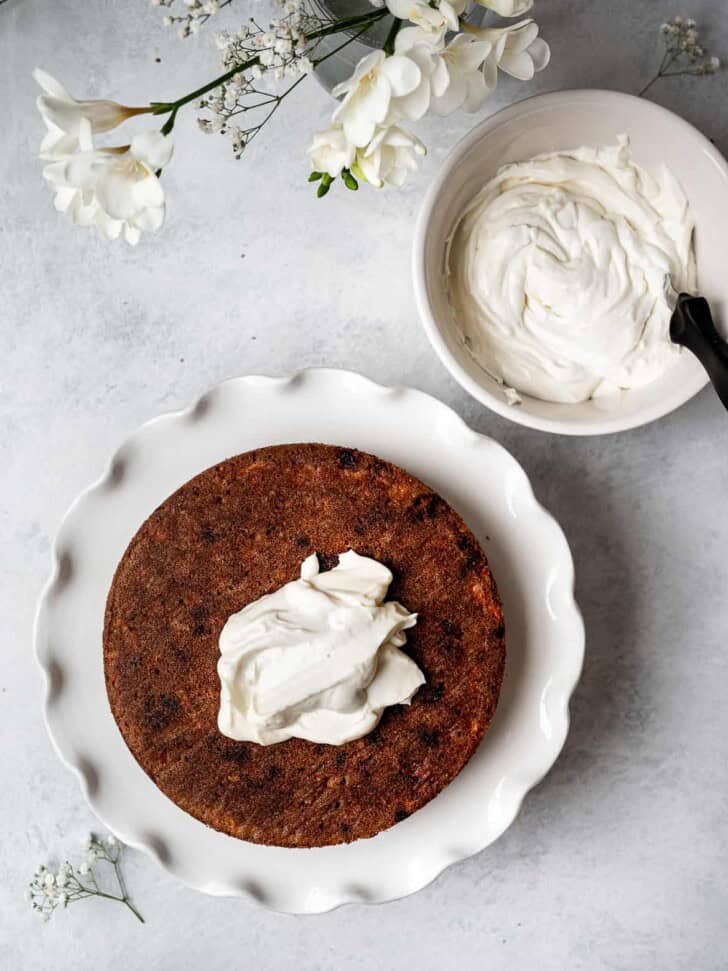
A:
[[447, 138, 696, 404], [217, 550, 424, 746]]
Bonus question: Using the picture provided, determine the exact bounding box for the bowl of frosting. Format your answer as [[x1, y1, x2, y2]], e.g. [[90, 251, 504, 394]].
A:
[[413, 89, 728, 434]]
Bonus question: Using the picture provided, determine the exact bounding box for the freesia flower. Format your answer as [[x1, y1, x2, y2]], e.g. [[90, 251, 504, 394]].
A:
[[307, 125, 355, 178], [386, 0, 464, 48], [476, 19, 550, 85], [387, 42, 447, 121], [332, 50, 422, 147], [475, 0, 533, 16], [354, 125, 426, 188], [34, 69, 148, 160], [42, 120, 173, 245], [428, 34, 493, 115]]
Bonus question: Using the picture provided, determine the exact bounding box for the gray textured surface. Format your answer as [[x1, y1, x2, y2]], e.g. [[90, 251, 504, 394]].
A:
[[2, 0, 728, 967]]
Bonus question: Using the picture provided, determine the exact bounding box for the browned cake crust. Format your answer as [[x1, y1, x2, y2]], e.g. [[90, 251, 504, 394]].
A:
[[103, 444, 505, 847]]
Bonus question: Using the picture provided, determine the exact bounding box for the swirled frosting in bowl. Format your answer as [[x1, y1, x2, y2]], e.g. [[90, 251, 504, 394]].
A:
[[217, 550, 424, 746], [447, 138, 695, 404]]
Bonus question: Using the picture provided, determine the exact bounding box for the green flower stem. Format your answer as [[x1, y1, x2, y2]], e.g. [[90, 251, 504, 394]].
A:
[[83, 888, 145, 924], [150, 8, 388, 134], [383, 17, 402, 56]]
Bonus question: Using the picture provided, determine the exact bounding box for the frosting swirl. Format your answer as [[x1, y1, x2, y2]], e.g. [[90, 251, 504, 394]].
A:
[[217, 550, 424, 746], [447, 138, 695, 403]]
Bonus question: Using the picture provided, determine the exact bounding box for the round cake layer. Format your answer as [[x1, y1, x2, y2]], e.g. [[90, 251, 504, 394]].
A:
[[103, 444, 505, 847]]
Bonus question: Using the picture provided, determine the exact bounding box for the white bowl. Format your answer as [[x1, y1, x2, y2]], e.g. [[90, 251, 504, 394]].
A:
[[413, 89, 728, 435]]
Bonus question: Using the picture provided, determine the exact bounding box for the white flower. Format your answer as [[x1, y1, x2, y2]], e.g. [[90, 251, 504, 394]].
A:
[[429, 34, 492, 114], [42, 121, 173, 245], [476, 19, 550, 85], [475, 0, 532, 16], [386, 41, 442, 120], [332, 50, 422, 147], [308, 126, 355, 178], [34, 69, 145, 160], [78, 863, 89, 876], [386, 0, 464, 47], [354, 125, 426, 188]]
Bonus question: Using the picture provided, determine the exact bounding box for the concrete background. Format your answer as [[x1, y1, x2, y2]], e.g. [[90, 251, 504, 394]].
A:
[[1, 0, 727, 967]]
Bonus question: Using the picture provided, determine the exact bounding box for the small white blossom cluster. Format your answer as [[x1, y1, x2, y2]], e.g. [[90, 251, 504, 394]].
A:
[[154, 0, 233, 40], [309, 0, 550, 195], [196, 0, 322, 158], [27, 833, 142, 923], [660, 16, 720, 74], [640, 15, 722, 95]]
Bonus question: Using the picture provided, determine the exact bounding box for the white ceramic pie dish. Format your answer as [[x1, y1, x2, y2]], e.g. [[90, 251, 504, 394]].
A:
[[34, 369, 584, 914], [413, 89, 728, 435]]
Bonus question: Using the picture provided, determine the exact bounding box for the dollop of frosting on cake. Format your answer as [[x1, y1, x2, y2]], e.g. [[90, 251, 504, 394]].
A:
[[217, 550, 424, 745]]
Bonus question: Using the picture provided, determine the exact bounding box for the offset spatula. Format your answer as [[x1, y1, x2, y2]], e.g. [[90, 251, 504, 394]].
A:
[[668, 289, 728, 412]]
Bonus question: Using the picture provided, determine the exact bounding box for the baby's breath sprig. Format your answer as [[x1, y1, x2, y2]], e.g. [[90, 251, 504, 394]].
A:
[[193, 3, 384, 159], [153, 0, 237, 39], [27, 833, 144, 924], [640, 15, 721, 96]]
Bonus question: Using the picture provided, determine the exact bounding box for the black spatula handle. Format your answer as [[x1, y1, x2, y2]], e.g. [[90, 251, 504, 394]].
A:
[[670, 293, 728, 412]]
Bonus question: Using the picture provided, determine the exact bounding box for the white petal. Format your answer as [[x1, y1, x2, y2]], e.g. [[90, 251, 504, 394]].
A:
[[478, 0, 532, 15], [438, 0, 460, 31], [69, 192, 98, 226], [40, 128, 79, 161], [506, 20, 538, 55], [453, 36, 492, 71], [395, 25, 436, 53], [363, 127, 388, 155], [342, 110, 376, 149], [132, 204, 165, 232], [431, 71, 466, 115], [42, 160, 70, 187], [132, 171, 166, 210], [357, 151, 383, 188], [386, 127, 425, 154], [78, 117, 94, 152], [95, 165, 140, 220], [431, 56, 451, 97], [385, 0, 414, 18], [124, 223, 141, 246], [528, 37, 551, 73], [382, 54, 421, 97], [501, 49, 534, 80], [33, 69, 72, 100], [131, 131, 173, 169], [64, 150, 105, 190], [37, 94, 81, 135], [482, 50, 499, 93], [463, 70, 489, 112], [96, 211, 123, 240], [333, 49, 384, 99], [52, 187, 76, 213], [394, 80, 431, 121]]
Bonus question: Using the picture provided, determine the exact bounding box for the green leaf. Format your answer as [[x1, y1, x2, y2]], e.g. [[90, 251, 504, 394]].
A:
[[308, 171, 323, 182], [317, 176, 333, 198]]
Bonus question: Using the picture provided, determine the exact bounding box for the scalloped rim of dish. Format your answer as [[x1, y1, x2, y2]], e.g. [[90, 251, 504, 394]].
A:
[[33, 369, 585, 914]]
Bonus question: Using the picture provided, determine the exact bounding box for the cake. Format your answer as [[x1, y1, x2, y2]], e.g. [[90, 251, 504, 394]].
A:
[[103, 443, 505, 847]]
